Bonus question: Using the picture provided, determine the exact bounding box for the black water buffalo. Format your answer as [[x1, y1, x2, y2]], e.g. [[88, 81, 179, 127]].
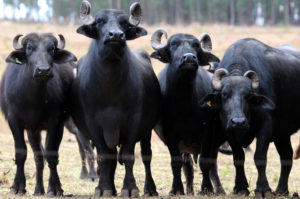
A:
[[150, 28, 226, 195], [70, 1, 160, 197], [65, 118, 98, 179], [0, 33, 77, 196], [201, 38, 300, 198]]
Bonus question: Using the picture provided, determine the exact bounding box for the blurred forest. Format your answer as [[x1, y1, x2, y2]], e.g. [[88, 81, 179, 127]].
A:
[[2, 0, 300, 26]]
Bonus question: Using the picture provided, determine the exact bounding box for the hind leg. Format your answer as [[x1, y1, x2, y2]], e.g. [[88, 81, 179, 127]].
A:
[[27, 131, 45, 195], [140, 132, 158, 196], [182, 153, 194, 195]]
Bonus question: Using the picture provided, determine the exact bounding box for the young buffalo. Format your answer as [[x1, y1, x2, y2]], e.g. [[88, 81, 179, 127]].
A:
[[0, 33, 77, 196]]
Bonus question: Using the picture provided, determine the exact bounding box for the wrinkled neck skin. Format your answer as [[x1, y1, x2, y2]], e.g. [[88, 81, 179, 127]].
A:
[[166, 64, 197, 100], [86, 40, 130, 88]]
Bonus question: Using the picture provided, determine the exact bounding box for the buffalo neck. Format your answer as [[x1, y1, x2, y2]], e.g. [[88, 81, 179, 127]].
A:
[[19, 64, 49, 98], [87, 40, 131, 88], [166, 65, 197, 101]]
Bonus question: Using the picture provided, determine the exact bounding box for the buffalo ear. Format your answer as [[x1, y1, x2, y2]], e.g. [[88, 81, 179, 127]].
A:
[[150, 49, 170, 63], [249, 93, 275, 111], [199, 92, 221, 109], [77, 24, 98, 39], [54, 49, 77, 64], [5, 50, 27, 65], [198, 51, 220, 66], [125, 26, 147, 40]]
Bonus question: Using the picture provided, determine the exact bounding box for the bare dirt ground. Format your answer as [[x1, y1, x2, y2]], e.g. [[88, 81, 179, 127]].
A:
[[0, 21, 300, 198]]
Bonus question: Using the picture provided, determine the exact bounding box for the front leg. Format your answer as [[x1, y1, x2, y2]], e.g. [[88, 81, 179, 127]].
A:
[[227, 138, 250, 195], [254, 135, 272, 198], [167, 142, 184, 195], [274, 137, 293, 196], [45, 121, 64, 197], [140, 132, 158, 196], [209, 150, 226, 195], [88, 124, 117, 198], [199, 143, 214, 195], [182, 153, 194, 195], [8, 118, 27, 195], [120, 143, 139, 198]]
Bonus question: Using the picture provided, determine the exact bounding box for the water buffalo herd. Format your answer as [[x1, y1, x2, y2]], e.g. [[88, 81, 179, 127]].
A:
[[1, 1, 300, 198]]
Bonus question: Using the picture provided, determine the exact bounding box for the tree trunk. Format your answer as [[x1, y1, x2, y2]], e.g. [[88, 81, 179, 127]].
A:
[[285, 0, 290, 25], [271, 0, 276, 25], [229, 0, 235, 25]]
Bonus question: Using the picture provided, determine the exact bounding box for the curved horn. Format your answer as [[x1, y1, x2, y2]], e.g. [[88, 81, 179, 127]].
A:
[[129, 2, 142, 26], [80, 0, 94, 25], [57, 34, 65, 49], [244, 70, 259, 90], [13, 34, 23, 50], [212, 68, 229, 90], [151, 28, 168, 50], [199, 33, 212, 53]]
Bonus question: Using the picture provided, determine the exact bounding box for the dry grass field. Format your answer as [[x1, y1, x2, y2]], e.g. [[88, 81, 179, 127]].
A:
[[0, 21, 300, 199]]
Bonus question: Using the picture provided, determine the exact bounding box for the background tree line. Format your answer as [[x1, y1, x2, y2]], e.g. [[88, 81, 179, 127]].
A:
[[2, 0, 300, 26]]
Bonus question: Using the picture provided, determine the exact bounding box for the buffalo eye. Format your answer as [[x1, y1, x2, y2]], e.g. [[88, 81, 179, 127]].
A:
[[48, 45, 55, 54], [192, 42, 200, 49], [170, 40, 180, 48], [27, 45, 33, 52], [120, 19, 129, 27], [221, 91, 229, 99], [96, 18, 106, 25]]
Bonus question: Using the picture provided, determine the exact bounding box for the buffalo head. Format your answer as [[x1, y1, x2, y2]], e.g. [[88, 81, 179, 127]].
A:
[[77, 0, 147, 47], [150, 28, 219, 75], [200, 68, 275, 133], [6, 33, 77, 81]]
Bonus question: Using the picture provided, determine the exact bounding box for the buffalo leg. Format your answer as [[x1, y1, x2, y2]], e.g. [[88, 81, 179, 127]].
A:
[[199, 143, 214, 195], [90, 127, 117, 198], [182, 154, 194, 195], [140, 133, 158, 196], [45, 122, 64, 197], [254, 137, 272, 198], [74, 134, 89, 179], [228, 138, 249, 195], [209, 150, 226, 195], [120, 143, 139, 198], [27, 131, 45, 195], [274, 137, 293, 195], [168, 142, 184, 195], [76, 130, 97, 179], [8, 118, 27, 195]]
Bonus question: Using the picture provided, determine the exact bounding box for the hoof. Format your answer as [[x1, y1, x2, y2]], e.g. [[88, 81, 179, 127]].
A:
[[121, 188, 139, 198], [169, 190, 184, 196], [80, 167, 89, 179], [33, 186, 45, 196], [215, 186, 226, 195], [255, 190, 275, 199], [93, 188, 115, 198], [10, 182, 26, 195], [47, 187, 63, 197], [199, 187, 214, 196], [102, 190, 113, 197]]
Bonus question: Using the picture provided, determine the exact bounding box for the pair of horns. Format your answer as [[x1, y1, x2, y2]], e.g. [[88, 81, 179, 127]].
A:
[[150, 28, 213, 53], [212, 68, 259, 90], [13, 34, 66, 50], [80, 0, 142, 26]]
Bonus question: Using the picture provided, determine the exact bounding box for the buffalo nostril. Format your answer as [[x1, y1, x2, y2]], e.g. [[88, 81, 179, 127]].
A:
[[120, 33, 125, 38], [108, 32, 114, 37], [231, 118, 246, 126], [192, 55, 196, 59], [183, 55, 187, 60]]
